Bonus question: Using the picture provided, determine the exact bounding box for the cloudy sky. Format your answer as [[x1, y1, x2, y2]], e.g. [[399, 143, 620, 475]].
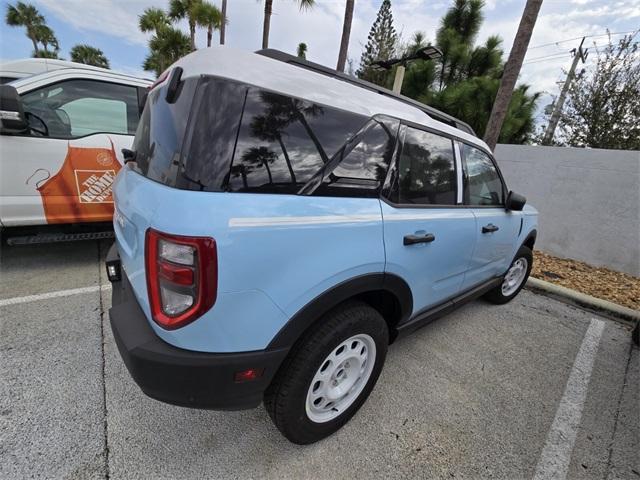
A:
[[1, 0, 638, 122]]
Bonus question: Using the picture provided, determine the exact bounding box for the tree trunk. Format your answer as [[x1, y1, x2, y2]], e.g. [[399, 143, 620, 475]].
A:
[[483, 0, 542, 150], [263, 159, 273, 183], [277, 134, 296, 184], [262, 0, 272, 49], [189, 20, 196, 51], [220, 0, 227, 45], [29, 34, 38, 56], [207, 26, 213, 47], [336, 0, 355, 72], [295, 110, 329, 164]]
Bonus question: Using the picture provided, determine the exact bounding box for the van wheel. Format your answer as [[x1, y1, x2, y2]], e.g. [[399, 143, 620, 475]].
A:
[[264, 301, 388, 444], [485, 245, 533, 304]]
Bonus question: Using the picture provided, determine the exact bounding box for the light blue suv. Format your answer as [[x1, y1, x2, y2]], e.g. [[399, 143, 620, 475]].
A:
[[107, 47, 538, 444]]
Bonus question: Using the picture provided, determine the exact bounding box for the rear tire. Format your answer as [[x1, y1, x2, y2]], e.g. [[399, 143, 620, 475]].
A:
[[264, 301, 388, 444], [485, 245, 533, 304]]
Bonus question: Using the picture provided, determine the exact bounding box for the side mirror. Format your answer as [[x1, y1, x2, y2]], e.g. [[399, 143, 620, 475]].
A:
[[0, 85, 28, 134], [505, 191, 526, 211]]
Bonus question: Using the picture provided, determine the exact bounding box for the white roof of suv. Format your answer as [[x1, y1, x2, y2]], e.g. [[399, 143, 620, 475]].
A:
[[174, 46, 489, 151], [0, 58, 152, 85]]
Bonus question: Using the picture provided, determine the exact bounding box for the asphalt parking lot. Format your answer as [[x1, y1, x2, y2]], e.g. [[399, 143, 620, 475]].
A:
[[1, 240, 638, 480]]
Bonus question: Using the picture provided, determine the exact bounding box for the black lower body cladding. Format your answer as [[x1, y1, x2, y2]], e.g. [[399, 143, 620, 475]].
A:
[[108, 245, 288, 410]]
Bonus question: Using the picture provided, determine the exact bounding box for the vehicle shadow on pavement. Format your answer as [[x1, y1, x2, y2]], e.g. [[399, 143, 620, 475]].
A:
[[0, 241, 103, 299]]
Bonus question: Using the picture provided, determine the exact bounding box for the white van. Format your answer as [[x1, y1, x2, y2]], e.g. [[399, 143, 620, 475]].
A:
[[0, 60, 151, 233]]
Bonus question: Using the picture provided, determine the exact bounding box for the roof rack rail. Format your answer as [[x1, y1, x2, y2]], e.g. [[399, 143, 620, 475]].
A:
[[255, 48, 477, 137]]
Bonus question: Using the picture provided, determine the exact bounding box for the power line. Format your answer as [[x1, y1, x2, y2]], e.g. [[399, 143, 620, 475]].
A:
[[524, 52, 568, 63], [523, 42, 613, 65], [527, 30, 636, 50]]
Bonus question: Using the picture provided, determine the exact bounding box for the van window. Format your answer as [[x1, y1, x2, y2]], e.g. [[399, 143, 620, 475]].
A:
[[227, 88, 366, 194], [461, 144, 504, 206], [20, 79, 139, 138], [132, 78, 197, 184], [391, 127, 457, 206], [314, 116, 399, 198]]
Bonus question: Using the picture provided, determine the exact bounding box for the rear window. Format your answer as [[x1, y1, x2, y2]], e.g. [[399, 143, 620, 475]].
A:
[[132, 77, 197, 184]]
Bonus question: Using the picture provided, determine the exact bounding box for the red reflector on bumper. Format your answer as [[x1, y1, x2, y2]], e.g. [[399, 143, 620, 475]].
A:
[[234, 368, 265, 383]]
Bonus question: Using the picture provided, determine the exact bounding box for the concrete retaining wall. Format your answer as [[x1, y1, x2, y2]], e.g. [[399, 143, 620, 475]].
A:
[[494, 144, 640, 277]]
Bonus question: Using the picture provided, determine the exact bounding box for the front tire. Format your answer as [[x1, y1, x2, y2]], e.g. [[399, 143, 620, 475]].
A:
[[485, 245, 533, 304], [264, 301, 388, 444]]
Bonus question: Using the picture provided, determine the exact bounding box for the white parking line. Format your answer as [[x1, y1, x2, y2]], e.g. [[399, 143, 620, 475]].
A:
[[533, 318, 605, 480], [0, 284, 111, 307]]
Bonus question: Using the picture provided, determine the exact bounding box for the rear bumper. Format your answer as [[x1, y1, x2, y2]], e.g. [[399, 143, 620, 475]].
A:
[[107, 244, 289, 410]]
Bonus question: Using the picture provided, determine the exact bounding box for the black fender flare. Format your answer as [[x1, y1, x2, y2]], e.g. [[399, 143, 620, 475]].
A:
[[522, 229, 537, 250], [266, 273, 413, 350]]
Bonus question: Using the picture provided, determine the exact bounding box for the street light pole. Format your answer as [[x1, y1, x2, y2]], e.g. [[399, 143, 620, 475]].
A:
[[371, 46, 442, 95], [392, 65, 405, 93]]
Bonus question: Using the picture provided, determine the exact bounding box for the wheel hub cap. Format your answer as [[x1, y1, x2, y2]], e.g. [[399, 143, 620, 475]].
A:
[[305, 334, 376, 423], [501, 257, 528, 296]]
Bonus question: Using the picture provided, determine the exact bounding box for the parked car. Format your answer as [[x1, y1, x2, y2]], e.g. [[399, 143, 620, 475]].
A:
[[0, 60, 151, 231], [0, 58, 121, 84], [106, 46, 538, 444]]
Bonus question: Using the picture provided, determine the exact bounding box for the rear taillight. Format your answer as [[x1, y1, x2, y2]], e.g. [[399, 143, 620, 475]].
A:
[[145, 229, 217, 330]]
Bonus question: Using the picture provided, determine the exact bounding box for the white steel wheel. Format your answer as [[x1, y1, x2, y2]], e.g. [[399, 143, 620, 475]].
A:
[[305, 334, 376, 423], [502, 257, 528, 296]]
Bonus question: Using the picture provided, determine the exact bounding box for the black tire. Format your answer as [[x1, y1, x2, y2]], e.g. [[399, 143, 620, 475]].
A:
[[484, 245, 533, 304], [264, 301, 389, 444]]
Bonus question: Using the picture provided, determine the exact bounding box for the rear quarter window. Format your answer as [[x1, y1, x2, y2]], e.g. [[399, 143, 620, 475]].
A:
[[227, 88, 366, 194]]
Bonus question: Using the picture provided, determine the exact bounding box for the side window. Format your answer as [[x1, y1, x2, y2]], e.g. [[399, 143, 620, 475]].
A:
[[20, 80, 139, 139], [392, 127, 457, 206], [228, 88, 366, 194], [461, 144, 504, 206], [315, 116, 399, 198]]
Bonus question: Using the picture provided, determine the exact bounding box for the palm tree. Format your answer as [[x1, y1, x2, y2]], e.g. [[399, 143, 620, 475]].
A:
[[219, 0, 227, 44], [261, 0, 314, 49], [5, 1, 45, 53], [139, 7, 187, 76], [336, 0, 354, 72], [34, 24, 59, 56], [297, 42, 307, 59], [139, 7, 171, 35], [484, 0, 542, 149], [169, 0, 204, 51], [144, 26, 191, 76], [70, 44, 110, 68], [194, 1, 222, 48]]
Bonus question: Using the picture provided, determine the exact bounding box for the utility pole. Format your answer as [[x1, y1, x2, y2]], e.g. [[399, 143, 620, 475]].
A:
[[542, 37, 588, 145], [484, 0, 543, 151]]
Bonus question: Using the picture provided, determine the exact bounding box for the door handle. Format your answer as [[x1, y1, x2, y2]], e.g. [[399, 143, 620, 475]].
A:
[[403, 233, 436, 245], [482, 223, 499, 233]]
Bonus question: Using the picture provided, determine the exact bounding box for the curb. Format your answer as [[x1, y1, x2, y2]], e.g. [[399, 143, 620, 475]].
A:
[[526, 277, 640, 325]]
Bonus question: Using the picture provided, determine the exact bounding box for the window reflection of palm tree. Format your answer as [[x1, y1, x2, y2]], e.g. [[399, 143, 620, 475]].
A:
[[256, 92, 329, 173], [249, 112, 296, 184], [241, 146, 277, 185], [400, 143, 454, 204]]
